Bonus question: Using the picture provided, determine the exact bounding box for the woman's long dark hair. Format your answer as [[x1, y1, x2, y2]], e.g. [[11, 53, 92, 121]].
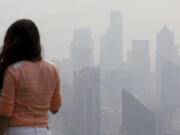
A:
[[0, 19, 42, 90]]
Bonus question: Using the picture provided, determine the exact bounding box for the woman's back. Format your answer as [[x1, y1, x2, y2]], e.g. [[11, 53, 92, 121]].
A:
[[0, 59, 61, 127], [0, 19, 61, 135]]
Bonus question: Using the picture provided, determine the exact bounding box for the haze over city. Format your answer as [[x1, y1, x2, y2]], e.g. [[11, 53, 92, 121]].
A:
[[1, 0, 180, 135], [0, 0, 180, 68]]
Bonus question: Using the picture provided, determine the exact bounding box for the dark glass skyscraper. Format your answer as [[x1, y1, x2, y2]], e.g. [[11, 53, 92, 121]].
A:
[[122, 89, 156, 135]]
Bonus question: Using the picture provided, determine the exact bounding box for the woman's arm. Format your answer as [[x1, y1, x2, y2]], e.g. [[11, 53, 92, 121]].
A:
[[0, 116, 11, 135], [50, 65, 62, 115]]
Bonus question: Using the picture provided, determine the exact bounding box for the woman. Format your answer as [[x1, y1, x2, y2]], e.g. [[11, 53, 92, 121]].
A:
[[0, 19, 62, 135]]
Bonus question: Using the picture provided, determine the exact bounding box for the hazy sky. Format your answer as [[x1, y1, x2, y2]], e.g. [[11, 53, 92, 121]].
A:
[[0, 0, 180, 66]]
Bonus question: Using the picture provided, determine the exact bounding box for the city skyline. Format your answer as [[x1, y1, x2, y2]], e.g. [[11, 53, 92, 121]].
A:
[[0, 1, 179, 135], [50, 9, 180, 135], [0, 0, 180, 68], [48, 12, 180, 72]]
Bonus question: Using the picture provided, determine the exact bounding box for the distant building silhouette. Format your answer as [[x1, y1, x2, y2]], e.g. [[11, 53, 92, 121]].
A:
[[127, 40, 150, 74], [159, 62, 180, 135], [70, 29, 93, 71], [156, 26, 178, 73], [127, 40, 151, 102], [121, 89, 156, 135], [161, 62, 180, 106], [100, 11, 123, 71], [73, 67, 101, 135], [156, 26, 179, 103]]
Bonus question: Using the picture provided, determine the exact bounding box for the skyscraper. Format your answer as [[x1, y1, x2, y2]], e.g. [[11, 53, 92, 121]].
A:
[[70, 29, 93, 71], [121, 89, 156, 135], [156, 25, 178, 74], [100, 11, 123, 71], [156, 26, 179, 102], [161, 62, 180, 106], [127, 40, 150, 74], [127, 40, 151, 102], [73, 67, 101, 135]]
